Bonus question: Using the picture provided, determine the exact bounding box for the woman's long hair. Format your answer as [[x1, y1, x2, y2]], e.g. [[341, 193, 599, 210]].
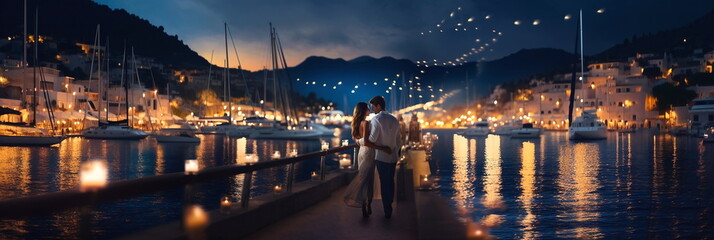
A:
[[351, 102, 369, 139]]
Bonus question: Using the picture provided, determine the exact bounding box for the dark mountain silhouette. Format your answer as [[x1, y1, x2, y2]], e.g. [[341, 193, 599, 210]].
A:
[[594, 8, 714, 61], [0, 0, 208, 69], [285, 48, 575, 108]]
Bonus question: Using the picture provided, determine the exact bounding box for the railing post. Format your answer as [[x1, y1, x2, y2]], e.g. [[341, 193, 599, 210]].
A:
[[319, 156, 326, 181], [353, 147, 359, 170], [241, 171, 253, 208], [286, 163, 295, 193]]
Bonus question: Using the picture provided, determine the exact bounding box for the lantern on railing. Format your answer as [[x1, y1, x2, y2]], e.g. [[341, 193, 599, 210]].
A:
[[220, 196, 232, 212], [338, 154, 352, 169], [311, 171, 319, 181], [271, 151, 282, 159], [288, 149, 298, 157], [80, 160, 108, 192], [273, 185, 283, 194], [243, 153, 259, 164], [419, 174, 432, 190], [184, 205, 209, 239], [321, 140, 329, 151], [185, 159, 199, 175]]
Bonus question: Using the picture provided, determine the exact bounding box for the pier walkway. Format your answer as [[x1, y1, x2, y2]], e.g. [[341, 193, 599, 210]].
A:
[[248, 187, 418, 239]]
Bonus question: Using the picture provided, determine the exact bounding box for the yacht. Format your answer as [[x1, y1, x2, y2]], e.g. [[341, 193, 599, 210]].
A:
[[316, 110, 346, 126], [0, 124, 65, 146], [704, 127, 714, 143], [308, 123, 336, 137], [83, 123, 149, 140], [492, 121, 519, 136], [689, 97, 714, 137], [510, 123, 542, 138], [568, 110, 607, 140], [566, 11, 607, 141], [155, 123, 200, 143], [248, 126, 322, 140], [459, 121, 489, 137]]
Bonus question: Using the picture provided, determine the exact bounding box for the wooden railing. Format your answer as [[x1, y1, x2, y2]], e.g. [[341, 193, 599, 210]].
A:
[[0, 144, 359, 218]]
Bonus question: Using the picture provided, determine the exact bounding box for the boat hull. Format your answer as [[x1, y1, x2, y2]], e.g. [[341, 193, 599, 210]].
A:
[[82, 126, 149, 140], [568, 127, 607, 140], [155, 135, 200, 143], [510, 128, 542, 138], [249, 129, 322, 140], [0, 135, 65, 146], [459, 128, 489, 137]]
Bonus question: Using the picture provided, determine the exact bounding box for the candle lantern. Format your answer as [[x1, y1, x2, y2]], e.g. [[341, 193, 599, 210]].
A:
[[80, 160, 108, 192], [185, 159, 199, 175], [244, 153, 259, 164], [220, 196, 232, 212], [338, 154, 352, 169], [311, 171, 319, 181], [273, 185, 283, 194], [342, 139, 349, 146], [184, 205, 209, 238], [419, 174, 432, 190], [271, 151, 282, 159], [288, 149, 298, 157], [321, 140, 329, 151]]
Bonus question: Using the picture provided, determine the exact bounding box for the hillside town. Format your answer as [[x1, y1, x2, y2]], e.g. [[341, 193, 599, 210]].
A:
[[445, 50, 714, 136]]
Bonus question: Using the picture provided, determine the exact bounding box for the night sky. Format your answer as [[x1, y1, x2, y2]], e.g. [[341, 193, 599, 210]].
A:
[[94, 0, 714, 71]]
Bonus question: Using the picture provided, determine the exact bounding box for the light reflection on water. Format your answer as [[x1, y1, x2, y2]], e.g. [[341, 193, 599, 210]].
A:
[[0, 133, 345, 239], [431, 129, 714, 239]]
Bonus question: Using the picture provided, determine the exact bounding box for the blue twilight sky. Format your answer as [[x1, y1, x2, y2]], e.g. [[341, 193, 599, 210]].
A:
[[94, 0, 714, 71]]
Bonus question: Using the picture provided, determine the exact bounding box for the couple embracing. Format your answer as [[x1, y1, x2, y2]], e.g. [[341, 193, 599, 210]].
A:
[[344, 96, 402, 219]]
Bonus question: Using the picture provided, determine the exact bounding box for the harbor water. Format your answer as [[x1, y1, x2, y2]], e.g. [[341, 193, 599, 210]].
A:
[[427, 129, 714, 239], [1, 128, 713, 239], [0, 130, 349, 239]]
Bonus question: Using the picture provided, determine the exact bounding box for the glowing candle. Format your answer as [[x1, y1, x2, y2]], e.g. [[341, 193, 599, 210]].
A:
[[339, 157, 351, 169], [273, 185, 283, 194], [183, 205, 209, 237], [419, 174, 431, 189], [311, 171, 319, 181], [288, 149, 298, 157], [271, 151, 281, 159], [244, 154, 259, 164], [321, 141, 329, 151], [220, 197, 231, 212], [80, 160, 108, 192], [185, 160, 199, 175], [342, 139, 349, 146]]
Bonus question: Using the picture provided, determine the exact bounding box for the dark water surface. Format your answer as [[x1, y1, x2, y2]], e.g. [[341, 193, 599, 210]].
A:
[[425, 129, 714, 239], [0, 131, 350, 239]]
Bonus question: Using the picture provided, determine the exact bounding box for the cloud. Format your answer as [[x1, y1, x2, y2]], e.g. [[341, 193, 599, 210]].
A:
[[96, 0, 714, 70]]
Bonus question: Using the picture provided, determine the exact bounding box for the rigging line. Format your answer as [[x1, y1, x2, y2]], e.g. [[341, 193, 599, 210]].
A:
[[226, 25, 256, 112], [274, 30, 298, 125]]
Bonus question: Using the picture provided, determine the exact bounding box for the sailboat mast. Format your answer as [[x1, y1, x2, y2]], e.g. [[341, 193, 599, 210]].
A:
[[105, 37, 109, 121], [224, 22, 231, 122], [567, 10, 581, 128], [31, 7, 37, 126], [23, 0, 27, 67], [270, 23, 278, 122], [97, 26, 102, 122], [580, 9, 585, 111], [122, 45, 128, 126]]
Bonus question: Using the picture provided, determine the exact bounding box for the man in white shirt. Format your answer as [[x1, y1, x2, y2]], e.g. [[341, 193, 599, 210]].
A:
[[367, 96, 401, 218]]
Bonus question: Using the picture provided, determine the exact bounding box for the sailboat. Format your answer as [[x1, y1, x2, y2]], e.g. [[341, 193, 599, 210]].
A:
[[459, 121, 490, 137], [82, 42, 148, 140], [248, 23, 321, 140], [0, 7, 65, 146], [567, 10, 606, 140]]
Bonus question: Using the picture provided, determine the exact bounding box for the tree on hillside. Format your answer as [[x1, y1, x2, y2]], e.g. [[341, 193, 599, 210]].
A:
[[652, 83, 697, 113]]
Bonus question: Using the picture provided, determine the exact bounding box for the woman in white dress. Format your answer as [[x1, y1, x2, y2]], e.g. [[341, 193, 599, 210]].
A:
[[343, 102, 392, 217]]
